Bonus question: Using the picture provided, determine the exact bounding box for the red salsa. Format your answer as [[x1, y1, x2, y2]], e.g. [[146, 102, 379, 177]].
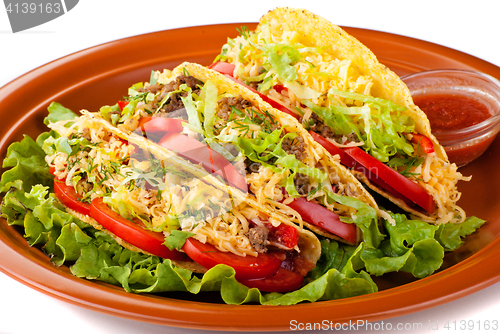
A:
[[413, 93, 495, 166], [413, 94, 491, 132]]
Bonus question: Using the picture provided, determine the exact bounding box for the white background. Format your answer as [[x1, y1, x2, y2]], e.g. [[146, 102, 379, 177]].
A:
[[1, 1, 500, 333]]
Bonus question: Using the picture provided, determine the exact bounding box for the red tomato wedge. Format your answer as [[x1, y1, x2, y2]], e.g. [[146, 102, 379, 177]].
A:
[[208, 61, 235, 76], [209, 62, 300, 120], [238, 267, 304, 292], [286, 196, 357, 244], [266, 222, 299, 250], [90, 198, 185, 261], [250, 220, 299, 250], [117, 100, 129, 111], [408, 133, 435, 155], [343, 147, 435, 213], [310, 131, 435, 213], [158, 132, 247, 191], [182, 238, 282, 280], [50, 167, 91, 216], [53, 178, 92, 216], [309, 131, 357, 167], [138, 117, 185, 134]]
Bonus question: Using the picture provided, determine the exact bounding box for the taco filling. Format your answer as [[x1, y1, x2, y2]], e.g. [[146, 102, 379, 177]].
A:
[[99, 62, 386, 248], [43, 107, 322, 290], [212, 7, 469, 225]]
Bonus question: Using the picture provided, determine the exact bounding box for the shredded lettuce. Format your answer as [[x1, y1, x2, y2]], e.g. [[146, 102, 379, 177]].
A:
[[99, 104, 121, 126], [302, 92, 416, 162], [216, 128, 327, 197], [326, 192, 384, 249], [327, 89, 407, 113], [201, 80, 218, 138], [181, 86, 204, 134], [283, 80, 321, 100], [263, 43, 301, 82], [302, 99, 362, 140]]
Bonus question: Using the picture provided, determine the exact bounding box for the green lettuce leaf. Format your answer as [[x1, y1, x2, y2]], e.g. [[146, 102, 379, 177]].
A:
[[0, 134, 52, 194], [201, 79, 218, 137], [344, 213, 483, 279], [435, 216, 485, 251], [43, 102, 78, 126]]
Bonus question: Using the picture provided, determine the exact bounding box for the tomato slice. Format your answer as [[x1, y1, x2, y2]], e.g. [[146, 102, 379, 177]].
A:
[[53, 177, 92, 216], [138, 117, 185, 134], [309, 131, 357, 167], [210, 62, 300, 120], [286, 196, 357, 244], [238, 267, 304, 292], [343, 147, 435, 213], [182, 238, 281, 280], [90, 198, 185, 261], [310, 130, 391, 188], [208, 61, 235, 76], [250, 220, 299, 249], [158, 132, 247, 191], [117, 100, 129, 111], [310, 131, 435, 213], [50, 167, 91, 216], [408, 133, 435, 155], [266, 222, 299, 249]]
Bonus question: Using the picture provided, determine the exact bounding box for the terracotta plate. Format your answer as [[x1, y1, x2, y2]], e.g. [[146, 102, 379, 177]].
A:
[[1, 24, 500, 331]]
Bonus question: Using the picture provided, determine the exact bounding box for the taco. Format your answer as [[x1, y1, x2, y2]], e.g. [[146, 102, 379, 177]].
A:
[[211, 7, 469, 225], [42, 105, 322, 292], [96, 61, 385, 249]]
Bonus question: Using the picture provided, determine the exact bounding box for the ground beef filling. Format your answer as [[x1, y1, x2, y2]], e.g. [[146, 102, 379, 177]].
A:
[[294, 173, 310, 195], [244, 158, 261, 174], [217, 95, 253, 121], [139, 74, 202, 116], [307, 113, 359, 144], [307, 113, 334, 139], [247, 224, 269, 253], [281, 135, 306, 162]]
